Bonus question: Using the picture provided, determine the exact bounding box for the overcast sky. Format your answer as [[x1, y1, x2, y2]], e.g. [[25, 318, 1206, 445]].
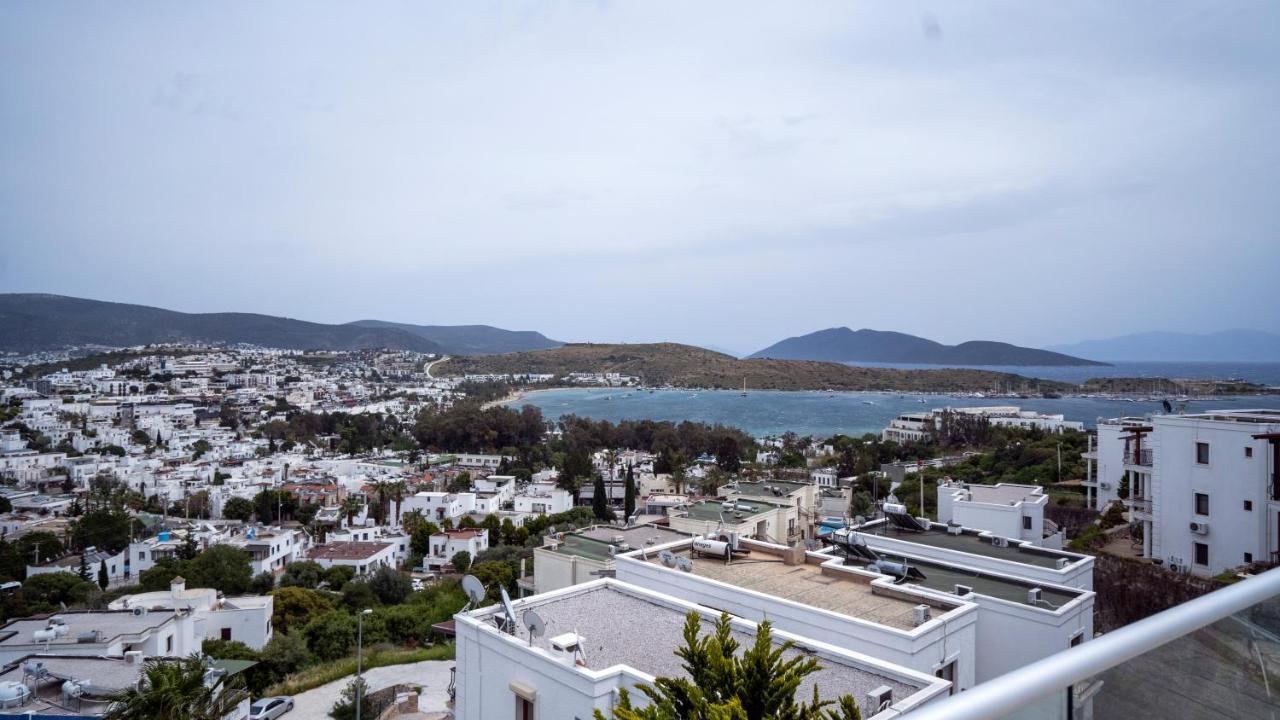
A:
[[2, 2, 1277, 355]]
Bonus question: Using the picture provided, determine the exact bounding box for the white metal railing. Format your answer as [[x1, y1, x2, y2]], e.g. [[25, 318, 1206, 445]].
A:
[[904, 566, 1280, 720]]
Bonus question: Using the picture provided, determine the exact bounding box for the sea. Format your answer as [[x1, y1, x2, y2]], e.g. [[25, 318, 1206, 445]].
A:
[[499, 361, 1280, 438]]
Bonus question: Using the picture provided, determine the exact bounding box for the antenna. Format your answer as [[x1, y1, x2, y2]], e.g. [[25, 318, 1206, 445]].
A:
[[460, 574, 486, 612], [522, 610, 545, 648], [658, 550, 677, 568]]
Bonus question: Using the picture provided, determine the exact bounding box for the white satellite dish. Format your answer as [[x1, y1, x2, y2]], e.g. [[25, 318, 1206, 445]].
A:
[[523, 610, 546, 647], [461, 575, 486, 607], [498, 586, 518, 635], [675, 556, 694, 573], [658, 550, 677, 568]]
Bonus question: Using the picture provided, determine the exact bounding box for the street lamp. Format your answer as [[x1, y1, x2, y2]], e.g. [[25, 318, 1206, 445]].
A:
[[356, 608, 373, 720]]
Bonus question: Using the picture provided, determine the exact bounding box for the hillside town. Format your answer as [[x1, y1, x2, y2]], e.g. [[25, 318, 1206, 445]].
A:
[[0, 344, 1270, 719]]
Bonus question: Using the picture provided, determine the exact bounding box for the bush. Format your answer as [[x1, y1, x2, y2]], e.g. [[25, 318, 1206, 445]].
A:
[[330, 677, 372, 720], [302, 610, 357, 661], [325, 565, 355, 589], [449, 551, 472, 573], [22, 573, 96, 606], [280, 561, 325, 589], [271, 586, 336, 635], [340, 581, 377, 611], [266, 645, 454, 698], [250, 572, 276, 594], [259, 631, 312, 682], [367, 566, 410, 606]]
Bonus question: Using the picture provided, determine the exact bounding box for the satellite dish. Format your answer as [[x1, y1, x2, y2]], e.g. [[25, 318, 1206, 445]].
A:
[[498, 585, 518, 635], [523, 610, 545, 647], [675, 556, 693, 573], [461, 575, 486, 605], [658, 550, 677, 568]]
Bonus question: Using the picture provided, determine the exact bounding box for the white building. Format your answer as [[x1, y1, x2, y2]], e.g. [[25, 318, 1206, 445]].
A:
[[881, 407, 1084, 445], [1095, 409, 1280, 575], [453, 579, 953, 720], [882, 413, 934, 444], [307, 541, 397, 574], [108, 577, 274, 650], [532, 524, 688, 595], [1080, 417, 1151, 511], [424, 529, 489, 571], [0, 610, 198, 666], [512, 482, 572, 516], [936, 481, 1061, 549]]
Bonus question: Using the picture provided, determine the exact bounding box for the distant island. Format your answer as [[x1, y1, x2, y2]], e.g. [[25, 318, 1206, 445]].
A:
[[748, 327, 1108, 367], [1047, 329, 1280, 362], [0, 294, 562, 356], [443, 342, 1080, 394]]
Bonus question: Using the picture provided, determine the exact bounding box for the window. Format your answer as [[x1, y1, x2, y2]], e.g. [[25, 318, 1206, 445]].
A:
[[1196, 442, 1210, 465], [1245, 447, 1253, 458], [1022, 517, 1032, 530], [515, 696, 535, 720], [1194, 542, 1209, 566], [166, 635, 174, 653], [1070, 632, 1084, 648], [1245, 553, 1253, 564], [934, 661, 956, 695], [1194, 493, 1209, 516], [220, 628, 232, 641], [1245, 500, 1253, 512]]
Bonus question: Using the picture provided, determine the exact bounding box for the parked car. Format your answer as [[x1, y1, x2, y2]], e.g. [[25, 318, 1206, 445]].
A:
[[249, 696, 294, 720]]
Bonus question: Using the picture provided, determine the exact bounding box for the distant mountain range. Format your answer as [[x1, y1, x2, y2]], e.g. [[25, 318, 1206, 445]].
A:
[[0, 294, 562, 356], [749, 327, 1107, 367], [1047, 330, 1280, 362]]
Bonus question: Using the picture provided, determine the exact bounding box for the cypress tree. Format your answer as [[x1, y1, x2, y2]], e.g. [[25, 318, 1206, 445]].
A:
[[623, 464, 636, 520], [591, 473, 611, 521], [97, 560, 109, 591]]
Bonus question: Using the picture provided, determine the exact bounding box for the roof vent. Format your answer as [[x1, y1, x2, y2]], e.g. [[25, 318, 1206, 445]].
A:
[[1027, 587, 1043, 604], [954, 584, 973, 597], [550, 632, 583, 653], [866, 686, 893, 715]]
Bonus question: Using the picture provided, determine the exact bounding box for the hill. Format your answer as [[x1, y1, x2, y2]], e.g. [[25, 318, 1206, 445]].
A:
[[0, 294, 562, 356], [441, 342, 1077, 393], [0, 294, 446, 354], [348, 319, 561, 355], [749, 327, 1107, 367], [1047, 330, 1280, 362]]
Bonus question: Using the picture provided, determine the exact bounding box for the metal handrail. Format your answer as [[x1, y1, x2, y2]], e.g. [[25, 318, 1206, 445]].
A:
[[903, 567, 1280, 720]]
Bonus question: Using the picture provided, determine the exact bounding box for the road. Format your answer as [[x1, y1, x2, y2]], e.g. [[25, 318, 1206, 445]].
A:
[[424, 356, 449, 379], [287, 659, 453, 719]]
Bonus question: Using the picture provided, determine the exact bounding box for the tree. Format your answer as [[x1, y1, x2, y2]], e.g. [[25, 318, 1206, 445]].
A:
[[16, 531, 64, 571], [71, 509, 134, 554], [250, 572, 276, 594], [280, 561, 324, 589], [716, 436, 742, 474], [450, 551, 472, 574], [271, 586, 335, 635], [624, 464, 637, 520], [368, 565, 411, 605], [104, 655, 248, 720], [221, 497, 254, 522], [186, 545, 253, 594], [302, 609, 357, 661], [592, 473, 612, 521], [259, 631, 312, 682], [340, 580, 378, 611], [201, 639, 271, 696], [597, 612, 862, 720], [341, 496, 364, 526], [330, 676, 372, 720], [97, 559, 110, 591], [324, 565, 356, 589], [849, 491, 873, 519], [21, 572, 96, 607]]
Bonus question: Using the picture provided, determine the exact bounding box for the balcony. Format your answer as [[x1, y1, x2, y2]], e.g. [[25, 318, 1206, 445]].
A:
[[905, 567, 1280, 720], [1124, 497, 1152, 517], [1124, 449, 1153, 467]]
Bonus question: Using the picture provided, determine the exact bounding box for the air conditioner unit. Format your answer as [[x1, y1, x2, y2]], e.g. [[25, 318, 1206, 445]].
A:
[[1099, 482, 1112, 491], [1027, 587, 1042, 604], [1189, 521, 1209, 535], [913, 605, 931, 626], [990, 536, 1009, 548]]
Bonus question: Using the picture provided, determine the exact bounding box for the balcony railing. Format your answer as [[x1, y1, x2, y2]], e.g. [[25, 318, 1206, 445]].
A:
[[905, 567, 1280, 720], [1125, 497, 1152, 515], [1124, 449, 1153, 467]]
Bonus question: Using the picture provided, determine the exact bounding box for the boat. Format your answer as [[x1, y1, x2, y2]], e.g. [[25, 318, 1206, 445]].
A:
[[740, 377, 748, 397], [861, 400, 876, 405]]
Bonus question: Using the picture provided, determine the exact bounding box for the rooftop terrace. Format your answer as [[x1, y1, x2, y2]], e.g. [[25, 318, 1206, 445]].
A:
[[864, 522, 1081, 569], [647, 547, 929, 631], [681, 499, 787, 522], [504, 583, 923, 704]]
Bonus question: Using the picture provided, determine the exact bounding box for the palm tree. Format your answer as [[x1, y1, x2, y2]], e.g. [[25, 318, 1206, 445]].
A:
[[388, 480, 407, 525], [402, 509, 426, 536], [341, 496, 364, 527], [105, 655, 247, 720]]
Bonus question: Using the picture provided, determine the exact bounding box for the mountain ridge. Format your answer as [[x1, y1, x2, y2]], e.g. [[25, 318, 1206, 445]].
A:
[[348, 319, 561, 355], [1046, 330, 1280, 362], [0, 294, 556, 356], [749, 327, 1108, 367]]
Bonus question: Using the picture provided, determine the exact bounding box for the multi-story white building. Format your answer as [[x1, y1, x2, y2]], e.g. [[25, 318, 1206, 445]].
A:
[[0, 609, 198, 666], [1092, 409, 1280, 575], [424, 529, 489, 571], [1080, 417, 1151, 511], [512, 482, 572, 516], [881, 407, 1084, 445], [882, 412, 934, 444], [108, 577, 275, 650]]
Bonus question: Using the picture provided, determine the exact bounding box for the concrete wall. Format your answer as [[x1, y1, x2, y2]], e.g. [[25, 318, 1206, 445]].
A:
[[532, 548, 608, 594]]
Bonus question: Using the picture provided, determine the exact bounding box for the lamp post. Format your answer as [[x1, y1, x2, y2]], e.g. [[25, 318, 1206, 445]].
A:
[[356, 607, 372, 720]]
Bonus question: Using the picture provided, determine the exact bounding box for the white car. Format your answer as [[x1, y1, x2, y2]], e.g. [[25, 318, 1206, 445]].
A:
[[411, 579, 425, 591], [249, 696, 294, 720]]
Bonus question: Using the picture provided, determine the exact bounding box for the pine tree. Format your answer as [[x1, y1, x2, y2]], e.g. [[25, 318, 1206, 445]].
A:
[[623, 464, 637, 520], [591, 473, 612, 521], [597, 612, 862, 720]]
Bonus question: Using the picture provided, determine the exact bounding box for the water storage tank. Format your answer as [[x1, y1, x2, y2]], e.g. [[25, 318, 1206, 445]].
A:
[[0, 681, 31, 708], [32, 629, 56, 643]]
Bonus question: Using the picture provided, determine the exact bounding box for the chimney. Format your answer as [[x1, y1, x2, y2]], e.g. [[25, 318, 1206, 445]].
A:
[[170, 576, 186, 597]]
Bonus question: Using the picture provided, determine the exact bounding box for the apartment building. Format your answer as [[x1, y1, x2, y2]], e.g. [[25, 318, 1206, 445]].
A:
[[108, 577, 274, 650], [453, 579, 952, 720], [936, 482, 1062, 549], [423, 529, 489, 571]]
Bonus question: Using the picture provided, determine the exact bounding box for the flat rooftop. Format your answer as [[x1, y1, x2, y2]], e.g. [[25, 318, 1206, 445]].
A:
[[897, 558, 1082, 607], [956, 484, 1041, 505], [0, 611, 176, 648], [681, 499, 786, 522], [648, 548, 928, 631], [577, 524, 687, 548], [546, 534, 615, 562], [507, 584, 922, 704], [727, 481, 811, 498], [867, 524, 1080, 569]]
